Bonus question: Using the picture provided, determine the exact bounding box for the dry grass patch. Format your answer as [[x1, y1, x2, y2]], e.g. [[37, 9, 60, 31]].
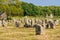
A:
[[0, 24, 60, 40]]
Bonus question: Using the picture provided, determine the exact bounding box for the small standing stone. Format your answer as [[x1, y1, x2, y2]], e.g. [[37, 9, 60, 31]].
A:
[[15, 21, 20, 27], [1, 20, 5, 27], [0, 20, 2, 27], [49, 21, 54, 29], [54, 20, 59, 26], [46, 23, 49, 29]]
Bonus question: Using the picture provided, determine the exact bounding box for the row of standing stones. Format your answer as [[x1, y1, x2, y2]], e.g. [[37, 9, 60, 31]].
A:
[[0, 16, 59, 35]]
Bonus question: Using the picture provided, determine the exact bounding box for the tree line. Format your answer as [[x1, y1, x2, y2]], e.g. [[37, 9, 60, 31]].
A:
[[0, 0, 60, 17], [22, 2, 60, 16]]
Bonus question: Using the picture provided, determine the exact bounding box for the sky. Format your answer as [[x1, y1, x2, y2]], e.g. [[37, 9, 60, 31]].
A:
[[22, 0, 60, 6]]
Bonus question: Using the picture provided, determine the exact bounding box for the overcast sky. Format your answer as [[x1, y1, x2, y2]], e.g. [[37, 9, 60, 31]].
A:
[[22, 0, 60, 6]]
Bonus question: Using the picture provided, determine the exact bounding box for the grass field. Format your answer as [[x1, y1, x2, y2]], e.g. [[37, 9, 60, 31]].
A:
[[0, 24, 60, 40], [0, 17, 60, 40]]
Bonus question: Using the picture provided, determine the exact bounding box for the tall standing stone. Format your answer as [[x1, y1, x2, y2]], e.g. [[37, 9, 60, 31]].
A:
[[24, 16, 31, 28], [31, 18, 35, 27]]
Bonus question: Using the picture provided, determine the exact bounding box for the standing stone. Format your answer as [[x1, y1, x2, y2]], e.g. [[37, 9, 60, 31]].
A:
[[3, 20, 7, 27], [35, 19, 41, 24], [34, 23, 45, 35], [54, 20, 59, 26], [24, 16, 33, 28], [28, 19, 32, 27], [34, 24, 41, 35], [29, 18, 34, 27], [45, 19, 49, 29], [46, 14, 49, 18], [41, 20, 45, 34], [49, 21, 54, 29], [15, 21, 20, 27], [46, 23, 49, 29], [45, 19, 48, 24], [50, 14, 53, 18], [1, 20, 4, 27], [42, 20, 45, 28], [19, 19, 22, 27], [41, 25, 45, 35], [0, 20, 2, 27], [24, 17, 30, 28]]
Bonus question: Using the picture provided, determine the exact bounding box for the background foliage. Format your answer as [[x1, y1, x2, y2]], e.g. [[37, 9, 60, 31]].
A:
[[0, 0, 60, 17]]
